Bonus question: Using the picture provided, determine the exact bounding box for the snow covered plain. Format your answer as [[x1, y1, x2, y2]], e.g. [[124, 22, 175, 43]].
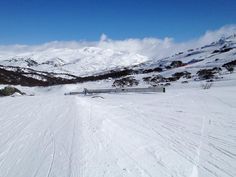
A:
[[0, 81, 235, 177]]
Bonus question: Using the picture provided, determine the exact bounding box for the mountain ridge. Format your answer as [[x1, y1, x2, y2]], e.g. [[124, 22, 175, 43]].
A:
[[0, 34, 236, 87]]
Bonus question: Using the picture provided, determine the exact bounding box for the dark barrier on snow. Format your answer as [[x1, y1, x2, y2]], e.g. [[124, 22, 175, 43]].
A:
[[65, 87, 165, 95]]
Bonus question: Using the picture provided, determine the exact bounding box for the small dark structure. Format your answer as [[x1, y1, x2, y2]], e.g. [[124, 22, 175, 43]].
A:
[[65, 87, 165, 95]]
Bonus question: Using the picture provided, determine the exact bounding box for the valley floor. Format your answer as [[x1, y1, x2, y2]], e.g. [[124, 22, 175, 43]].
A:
[[0, 86, 235, 177]]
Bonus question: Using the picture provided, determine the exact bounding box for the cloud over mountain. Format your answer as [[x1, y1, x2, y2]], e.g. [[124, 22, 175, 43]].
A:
[[0, 25, 236, 62]]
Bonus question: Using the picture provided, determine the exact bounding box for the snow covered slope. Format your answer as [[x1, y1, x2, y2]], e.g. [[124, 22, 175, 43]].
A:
[[0, 35, 235, 77], [0, 84, 235, 177], [0, 47, 148, 76], [0, 34, 236, 88], [0, 32, 236, 177]]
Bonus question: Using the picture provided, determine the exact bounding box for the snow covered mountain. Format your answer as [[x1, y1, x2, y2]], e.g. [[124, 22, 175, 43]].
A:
[[0, 47, 148, 76], [0, 34, 236, 87]]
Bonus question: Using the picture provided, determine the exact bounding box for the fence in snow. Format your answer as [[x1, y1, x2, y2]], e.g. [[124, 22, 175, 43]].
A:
[[65, 87, 165, 95]]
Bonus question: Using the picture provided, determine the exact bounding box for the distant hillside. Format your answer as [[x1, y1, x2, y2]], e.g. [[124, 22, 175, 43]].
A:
[[0, 35, 236, 87]]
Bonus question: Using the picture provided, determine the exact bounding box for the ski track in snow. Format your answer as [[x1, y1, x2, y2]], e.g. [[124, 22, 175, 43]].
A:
[[0, 87, 235, 177]]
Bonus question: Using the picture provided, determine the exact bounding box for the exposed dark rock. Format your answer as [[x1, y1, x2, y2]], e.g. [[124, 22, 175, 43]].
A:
[[143, 74, 181, 85], [207, 79, 214, 82], [0, 66, 77, 86], [222, 60, 236, 73], [112, 76, 139, 88], [142, 67, 163, 74], [185, 51, 202, 57], [165, 76, 180, 82], [25, 59, 39, 67], [196, 67, 221, 80], [5, 58, 38, 67], [0, 65, 138, 87], [172, 71, 191, 79], [212, 46, 234, 54], [164, 83, 171, 86], [170, 60, 186, 68], [82, 68, 137, 82], [142, 76, 152, 82], [0, 86, 25, 96], [41, 58, 65, 67], [212, 67, 222, 72], [187, 59, 204, 64], [150, 75, 166, 83], [159, 83, 171, 86], [227, 67, 234, 73], [165, 65, 172, 70]]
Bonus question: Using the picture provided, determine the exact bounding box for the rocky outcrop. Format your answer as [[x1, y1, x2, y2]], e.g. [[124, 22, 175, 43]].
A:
[[196, 67, 222, 80], [112, 76, 139, 88], [0, 86, 25, 96]]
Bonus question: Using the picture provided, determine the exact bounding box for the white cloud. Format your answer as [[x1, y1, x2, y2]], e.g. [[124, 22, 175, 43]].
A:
[[199, 25, 236, 44], [0, 24, 236, 61], [100, 33, 108, 42]]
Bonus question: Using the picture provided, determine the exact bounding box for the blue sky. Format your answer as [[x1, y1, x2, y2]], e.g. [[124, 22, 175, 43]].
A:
[[0, 0, 236, 44]]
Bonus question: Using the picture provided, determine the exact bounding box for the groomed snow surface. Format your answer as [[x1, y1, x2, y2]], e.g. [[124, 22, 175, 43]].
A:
[[0, 85, 235, 177]]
